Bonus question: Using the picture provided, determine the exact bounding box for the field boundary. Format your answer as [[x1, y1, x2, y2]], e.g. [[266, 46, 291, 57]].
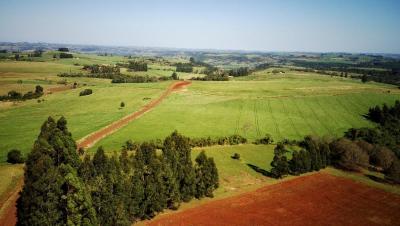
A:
[[77, 81, 191, 149]]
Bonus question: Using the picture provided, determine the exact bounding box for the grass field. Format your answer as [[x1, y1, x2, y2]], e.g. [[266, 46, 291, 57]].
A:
[[92, 71, 400, 152], [0, 61, 172, 162]]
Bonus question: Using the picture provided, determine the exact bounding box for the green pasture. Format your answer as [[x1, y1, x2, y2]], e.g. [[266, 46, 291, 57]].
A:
[[0, 81, 171, 162], [92, 72, 400, 152]]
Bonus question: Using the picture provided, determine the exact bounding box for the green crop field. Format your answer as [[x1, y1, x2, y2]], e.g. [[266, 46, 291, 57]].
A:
[[91, 70, 400, 152]]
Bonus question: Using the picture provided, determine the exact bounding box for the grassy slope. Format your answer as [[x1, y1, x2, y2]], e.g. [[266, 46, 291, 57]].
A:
[[0, 58, 173, 162], [92, 70, 400, 152]]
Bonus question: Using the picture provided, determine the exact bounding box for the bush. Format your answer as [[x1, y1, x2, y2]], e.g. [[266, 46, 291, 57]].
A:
[[120, 102, 125, 108], [78, 147, 85, 156], [384, 160, 400, 184], [7, 149, 24, 164], [79, 89, 93, 96], [330, 138, 369, 171], [374, 146, 396, 170], [254, 134, 274, 144], [232, 153, 240, 160], [59, 53, 73, 58]]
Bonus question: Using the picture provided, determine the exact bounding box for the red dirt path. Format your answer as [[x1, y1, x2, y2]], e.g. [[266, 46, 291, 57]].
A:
[[148, 173, 400, 226], [0, 179, 23, 226], [77, 81, 191, 149], [0, 81, 190, 226]]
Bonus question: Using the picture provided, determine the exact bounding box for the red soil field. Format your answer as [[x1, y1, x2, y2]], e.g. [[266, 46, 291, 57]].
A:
[[148, 173, 400, 226]]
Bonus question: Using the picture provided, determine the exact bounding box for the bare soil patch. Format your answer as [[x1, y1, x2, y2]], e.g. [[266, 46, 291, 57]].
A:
[[148, 173, 400, 226]]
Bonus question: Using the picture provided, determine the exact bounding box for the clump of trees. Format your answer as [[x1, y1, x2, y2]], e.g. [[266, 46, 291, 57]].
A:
[[189, 135, 247, 147], [7, 149, 24, 164], [17, 119, 219, 226], [128, 61, 148, 71], [58, 47, 69, 52], [175, 63, 193, 73], [111, 74, 158, 83], [83, 64, 120, 75], [79, 89, 93, 96], [346, 100, 400, 158], [228, 67, 249, 77], [17, 117, 97, 225], [0, 85, 43, 101], [59, 53, 73, 58], [254, 134, 274, 144], [191, 74, 229, 81]]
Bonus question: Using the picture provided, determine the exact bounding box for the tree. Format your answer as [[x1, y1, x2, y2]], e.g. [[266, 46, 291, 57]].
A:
[[330, 138, 369, 171], [79, 89, 93, 96], [17, 116, 83, 226], [120, 102, 125, 108], [60, 164, 98, 226], [232, 153, 240, 160], [171, 72, 178, 80], [361, 74, 368, 83], [35, 85, 43, 94], [7, 149, 24, 164], [163, 131, 195, 202], [270, 143, 289, 178], [384, 160, 400, 184], [374, 146, 396, 170], [194, 151, 219, 198]]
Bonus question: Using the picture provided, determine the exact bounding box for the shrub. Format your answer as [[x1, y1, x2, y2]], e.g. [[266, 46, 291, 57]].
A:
[[59, 52, 73, 58], [384, 160, 400, 184], [232, 153, 240, 160], [374, 146, 396, 170], [120, 102, 125, 108], [254, 134, 274, 144], [330, 138, 369, 171], [7, 149, 24, 164], [78, 147, 85, 156], [79, 89, 93, 96]]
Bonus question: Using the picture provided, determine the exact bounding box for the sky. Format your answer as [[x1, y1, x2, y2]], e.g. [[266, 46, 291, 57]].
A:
[[0, 0, 399, 53]]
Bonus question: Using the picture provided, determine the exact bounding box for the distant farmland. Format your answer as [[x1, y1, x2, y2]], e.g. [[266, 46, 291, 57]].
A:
[[91, 70, 400, 152]]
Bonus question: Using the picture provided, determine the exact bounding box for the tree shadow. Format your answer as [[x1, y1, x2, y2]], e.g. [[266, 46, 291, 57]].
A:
[[365, 174, 389, 184], [247, 163, 272, 177]]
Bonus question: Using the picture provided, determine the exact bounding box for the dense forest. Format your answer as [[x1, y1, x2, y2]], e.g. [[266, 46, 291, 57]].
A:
[[17, 118, 219, 226]]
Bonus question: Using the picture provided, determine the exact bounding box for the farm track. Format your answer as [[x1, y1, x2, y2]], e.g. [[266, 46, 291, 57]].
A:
[[77, 81, 191, 149], [0, 178, 23, 226], [0, 81, 191, 226]]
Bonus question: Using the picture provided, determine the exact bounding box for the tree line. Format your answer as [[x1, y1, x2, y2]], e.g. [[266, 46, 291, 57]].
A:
[[269, 101, 400, 184], [17, 118, 219, 226], [0, 85, 43, 101], [128, 61, 148, 72]]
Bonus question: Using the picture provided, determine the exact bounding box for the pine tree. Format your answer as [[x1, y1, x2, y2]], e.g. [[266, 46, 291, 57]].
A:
[[270, 143, 289, 178], [60, 164, 98, 226], [163, 131, 195, 202], [17, 117, 89, 226]]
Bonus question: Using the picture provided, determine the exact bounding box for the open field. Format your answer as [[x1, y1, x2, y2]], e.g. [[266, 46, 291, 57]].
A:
[[0, 163, 23, 225], [147, 173, 400, 226], [92, 71, 400, 152], [0, 59, 172, 161]]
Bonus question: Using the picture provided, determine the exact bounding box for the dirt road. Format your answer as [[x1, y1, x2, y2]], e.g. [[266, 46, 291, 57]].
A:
[[0, 81, 191, 226]]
